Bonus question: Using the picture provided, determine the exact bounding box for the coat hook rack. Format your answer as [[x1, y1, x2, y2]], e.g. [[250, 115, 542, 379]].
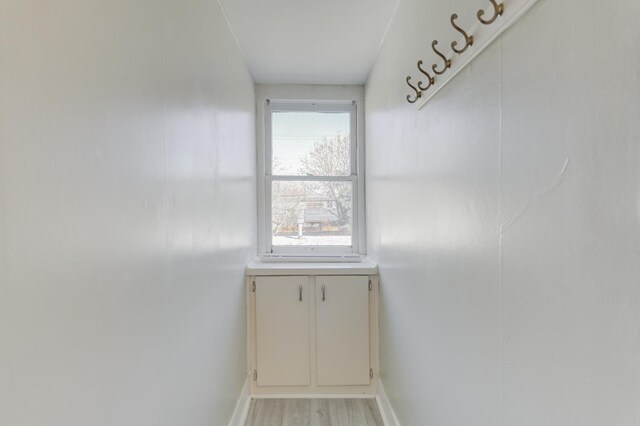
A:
[[477, 0, 504, 25], [406, 76, 422, 103], [402, 0, 532, 106], [417, 60, 435, 91], [450, 14, 474, 54], [431, 41, 451, 75]]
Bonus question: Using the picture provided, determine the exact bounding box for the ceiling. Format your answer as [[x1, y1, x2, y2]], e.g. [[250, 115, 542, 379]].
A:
[[219, 0, 399, 85]]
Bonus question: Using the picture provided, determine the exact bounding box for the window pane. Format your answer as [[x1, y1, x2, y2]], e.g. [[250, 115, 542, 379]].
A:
[[272, 111, 351, 176], [272, 181, 352, 247]]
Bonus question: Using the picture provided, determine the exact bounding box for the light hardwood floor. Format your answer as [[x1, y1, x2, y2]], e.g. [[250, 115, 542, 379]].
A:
[[244, 398, 384, 426]]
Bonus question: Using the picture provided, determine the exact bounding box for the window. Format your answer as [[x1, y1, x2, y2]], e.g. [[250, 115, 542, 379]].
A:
[[261, 100, 361, 258]]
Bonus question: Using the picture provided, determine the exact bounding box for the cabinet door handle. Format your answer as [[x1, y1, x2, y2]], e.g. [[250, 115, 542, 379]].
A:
[[299, 285, 303, 302], [321, 284, 326, 302]]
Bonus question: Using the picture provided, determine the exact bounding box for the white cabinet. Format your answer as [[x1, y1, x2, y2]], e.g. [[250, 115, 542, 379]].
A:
[[255, 276, 310, 387], [316, 276, 370, 386], [246, 262, 379, 396]]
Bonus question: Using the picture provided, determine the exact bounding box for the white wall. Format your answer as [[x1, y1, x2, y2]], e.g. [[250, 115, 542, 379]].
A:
[[366, 0, 640, 425], [0, 1, 255, 425]]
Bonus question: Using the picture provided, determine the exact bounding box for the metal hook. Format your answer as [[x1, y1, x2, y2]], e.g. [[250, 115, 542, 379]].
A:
[[477, 0, 504, 25], [417, 60, 434, 91], [406, 76, 422, 103], [450, 14, 474, 54], [431, 40, 451, 75]]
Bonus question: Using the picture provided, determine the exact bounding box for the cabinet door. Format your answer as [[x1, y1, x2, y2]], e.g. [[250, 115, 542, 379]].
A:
[[255, 276, 310, 387], [316, 276, 370, 386]]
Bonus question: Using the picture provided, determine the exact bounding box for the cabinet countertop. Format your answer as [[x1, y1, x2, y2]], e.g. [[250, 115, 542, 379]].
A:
[[246, 258, 378, 276]]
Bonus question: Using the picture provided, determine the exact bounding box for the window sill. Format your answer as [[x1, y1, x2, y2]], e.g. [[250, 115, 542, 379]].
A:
[[261, 253, 362, 263], [246, 257, 378, 276]]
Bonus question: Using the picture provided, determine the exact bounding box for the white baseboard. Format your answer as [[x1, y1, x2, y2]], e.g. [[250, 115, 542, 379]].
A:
[[228, 378, 251, 426], [376, 380, 400, 426], [252, 393, 375, 399]]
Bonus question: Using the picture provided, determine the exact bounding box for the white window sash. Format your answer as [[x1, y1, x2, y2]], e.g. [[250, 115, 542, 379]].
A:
[[264, 101, 359, 256]]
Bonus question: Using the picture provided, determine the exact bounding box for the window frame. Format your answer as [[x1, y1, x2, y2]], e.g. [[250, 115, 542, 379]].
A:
[[262, 99, 361, 258]]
